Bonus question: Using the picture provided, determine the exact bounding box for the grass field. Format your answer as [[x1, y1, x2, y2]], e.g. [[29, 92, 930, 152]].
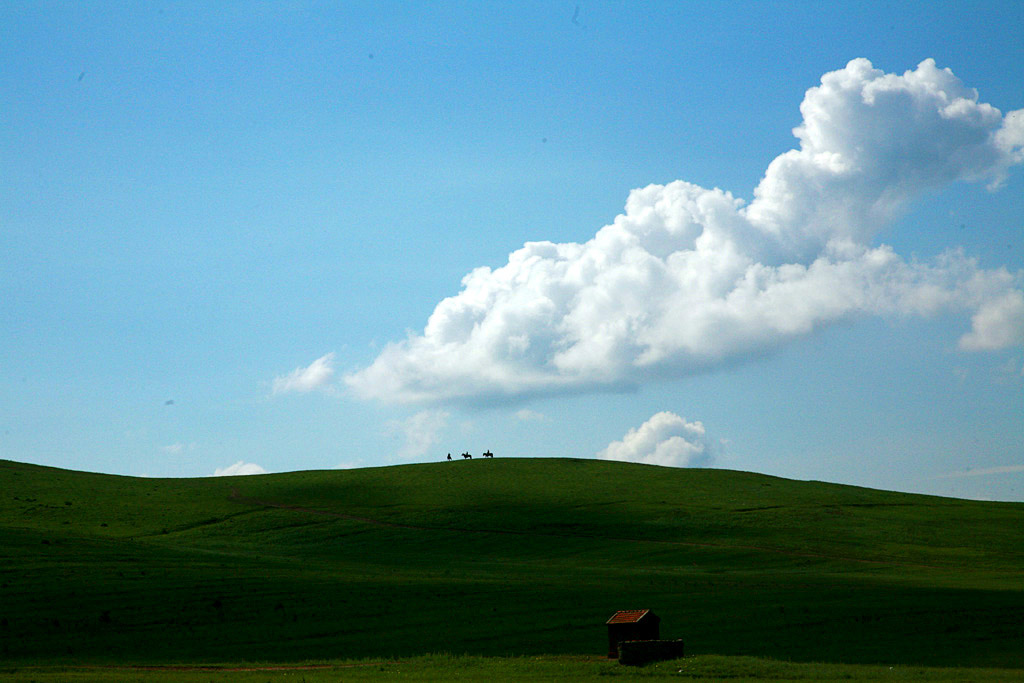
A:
[[1, 457, 1022, 678], [3, 654, 1024, 682]]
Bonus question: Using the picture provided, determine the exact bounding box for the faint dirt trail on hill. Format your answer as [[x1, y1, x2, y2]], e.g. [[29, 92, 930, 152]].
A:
[[227, 489, 942, 569]]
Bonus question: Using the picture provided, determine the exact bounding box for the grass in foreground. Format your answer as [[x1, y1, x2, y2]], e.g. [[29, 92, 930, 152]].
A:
[[2, 458, 1023, 668], [2, 655, 1022, 682]]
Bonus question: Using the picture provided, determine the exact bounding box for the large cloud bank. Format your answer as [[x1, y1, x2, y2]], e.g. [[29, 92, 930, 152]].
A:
[[598, 412, 712, 468], [347, 59, 1024, 404]]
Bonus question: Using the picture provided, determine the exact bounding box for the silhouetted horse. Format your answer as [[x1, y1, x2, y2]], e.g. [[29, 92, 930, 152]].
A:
[[446, 453, 452, 461], [482, 450, 494, 458], [462, 452, 472, 459]]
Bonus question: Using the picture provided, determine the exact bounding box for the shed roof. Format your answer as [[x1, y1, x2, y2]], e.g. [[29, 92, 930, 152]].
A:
[[606, 609, 653, 625]]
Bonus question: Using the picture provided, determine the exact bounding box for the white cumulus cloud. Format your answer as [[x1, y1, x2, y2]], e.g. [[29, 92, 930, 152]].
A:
[[346, 59, 1024, 404], [213, 461, 268, 476], [598, 412, 712, 468], [273, 353, 336, 394], [958, 291, 1024, 351]]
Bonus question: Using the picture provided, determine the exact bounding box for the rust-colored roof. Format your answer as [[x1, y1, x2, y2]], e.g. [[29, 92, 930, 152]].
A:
[[606, 609, 651, 625]]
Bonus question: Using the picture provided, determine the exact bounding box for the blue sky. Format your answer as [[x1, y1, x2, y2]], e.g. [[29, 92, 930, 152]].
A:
[[2, 1, 1022, 500]]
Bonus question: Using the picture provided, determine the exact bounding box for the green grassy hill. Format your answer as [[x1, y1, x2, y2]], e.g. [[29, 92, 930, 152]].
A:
[[1, 457, 1022, 668]]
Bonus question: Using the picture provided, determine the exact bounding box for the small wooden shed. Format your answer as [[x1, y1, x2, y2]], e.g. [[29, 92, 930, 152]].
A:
[[606, 609, 660, 658]]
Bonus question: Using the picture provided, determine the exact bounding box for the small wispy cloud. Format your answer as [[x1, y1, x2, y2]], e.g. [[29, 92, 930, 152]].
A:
[[162, 442, 196, 455], [213, 461, 268, 476], [272, 353, 336, 395], [387, 409, 450, 459], [515, 408, 549, 422], [995, 356, 1024, 381], [334, 460, 365, 470], [936, 464, 1024, 479]]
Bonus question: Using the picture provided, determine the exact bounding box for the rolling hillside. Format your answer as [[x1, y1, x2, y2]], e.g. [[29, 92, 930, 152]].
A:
[[1, 457, 1022, 667]]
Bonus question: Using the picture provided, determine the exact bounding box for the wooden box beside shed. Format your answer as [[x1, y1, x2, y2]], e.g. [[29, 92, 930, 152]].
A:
[[606, 609, 660, 658]]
